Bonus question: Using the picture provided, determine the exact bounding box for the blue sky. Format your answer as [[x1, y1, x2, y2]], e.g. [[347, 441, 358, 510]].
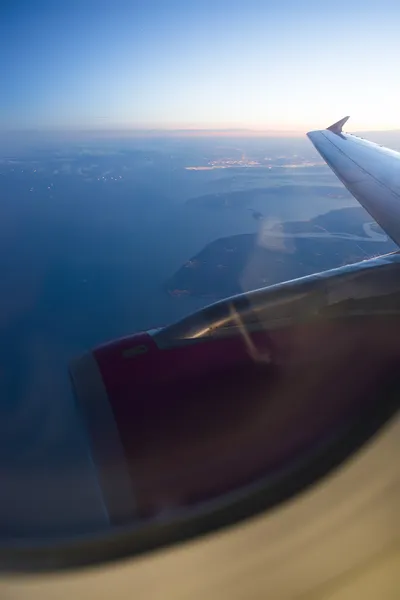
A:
[[2, 0, 400, 132]]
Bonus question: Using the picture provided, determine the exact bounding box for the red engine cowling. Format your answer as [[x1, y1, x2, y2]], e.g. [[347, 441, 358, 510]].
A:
[[70, 328, 280, 522]]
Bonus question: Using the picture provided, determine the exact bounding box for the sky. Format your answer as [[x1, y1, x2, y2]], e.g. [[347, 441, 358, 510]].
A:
[[2, 0, 400, 133]]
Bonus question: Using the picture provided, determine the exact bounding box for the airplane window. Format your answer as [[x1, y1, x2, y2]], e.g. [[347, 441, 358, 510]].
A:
[[0, 0, 399, 579]]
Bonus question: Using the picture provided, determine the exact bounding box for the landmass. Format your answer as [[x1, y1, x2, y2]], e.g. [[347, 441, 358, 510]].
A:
[[165, 207, 397, 299], [185, 185, 352, 210], [184, 154, 324, 170]]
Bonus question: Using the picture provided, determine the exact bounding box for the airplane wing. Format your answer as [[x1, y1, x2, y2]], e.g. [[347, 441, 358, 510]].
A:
[[307, 117, 400, 247]]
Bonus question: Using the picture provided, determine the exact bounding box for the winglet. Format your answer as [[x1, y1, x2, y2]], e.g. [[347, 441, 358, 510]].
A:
[[327, 116, 350, 134]]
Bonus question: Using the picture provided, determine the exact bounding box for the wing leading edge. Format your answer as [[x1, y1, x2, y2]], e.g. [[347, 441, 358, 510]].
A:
[[307, 117, 400, 247]]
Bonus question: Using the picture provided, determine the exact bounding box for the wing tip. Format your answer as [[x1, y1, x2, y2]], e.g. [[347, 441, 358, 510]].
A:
[[327, 116, 350, 134]]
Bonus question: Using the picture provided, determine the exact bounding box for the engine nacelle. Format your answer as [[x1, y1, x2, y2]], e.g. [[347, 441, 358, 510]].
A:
[[70, 253, 400, 528]]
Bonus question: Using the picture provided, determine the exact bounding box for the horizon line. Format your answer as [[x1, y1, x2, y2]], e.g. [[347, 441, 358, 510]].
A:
[[2, 126, 400, 138]]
